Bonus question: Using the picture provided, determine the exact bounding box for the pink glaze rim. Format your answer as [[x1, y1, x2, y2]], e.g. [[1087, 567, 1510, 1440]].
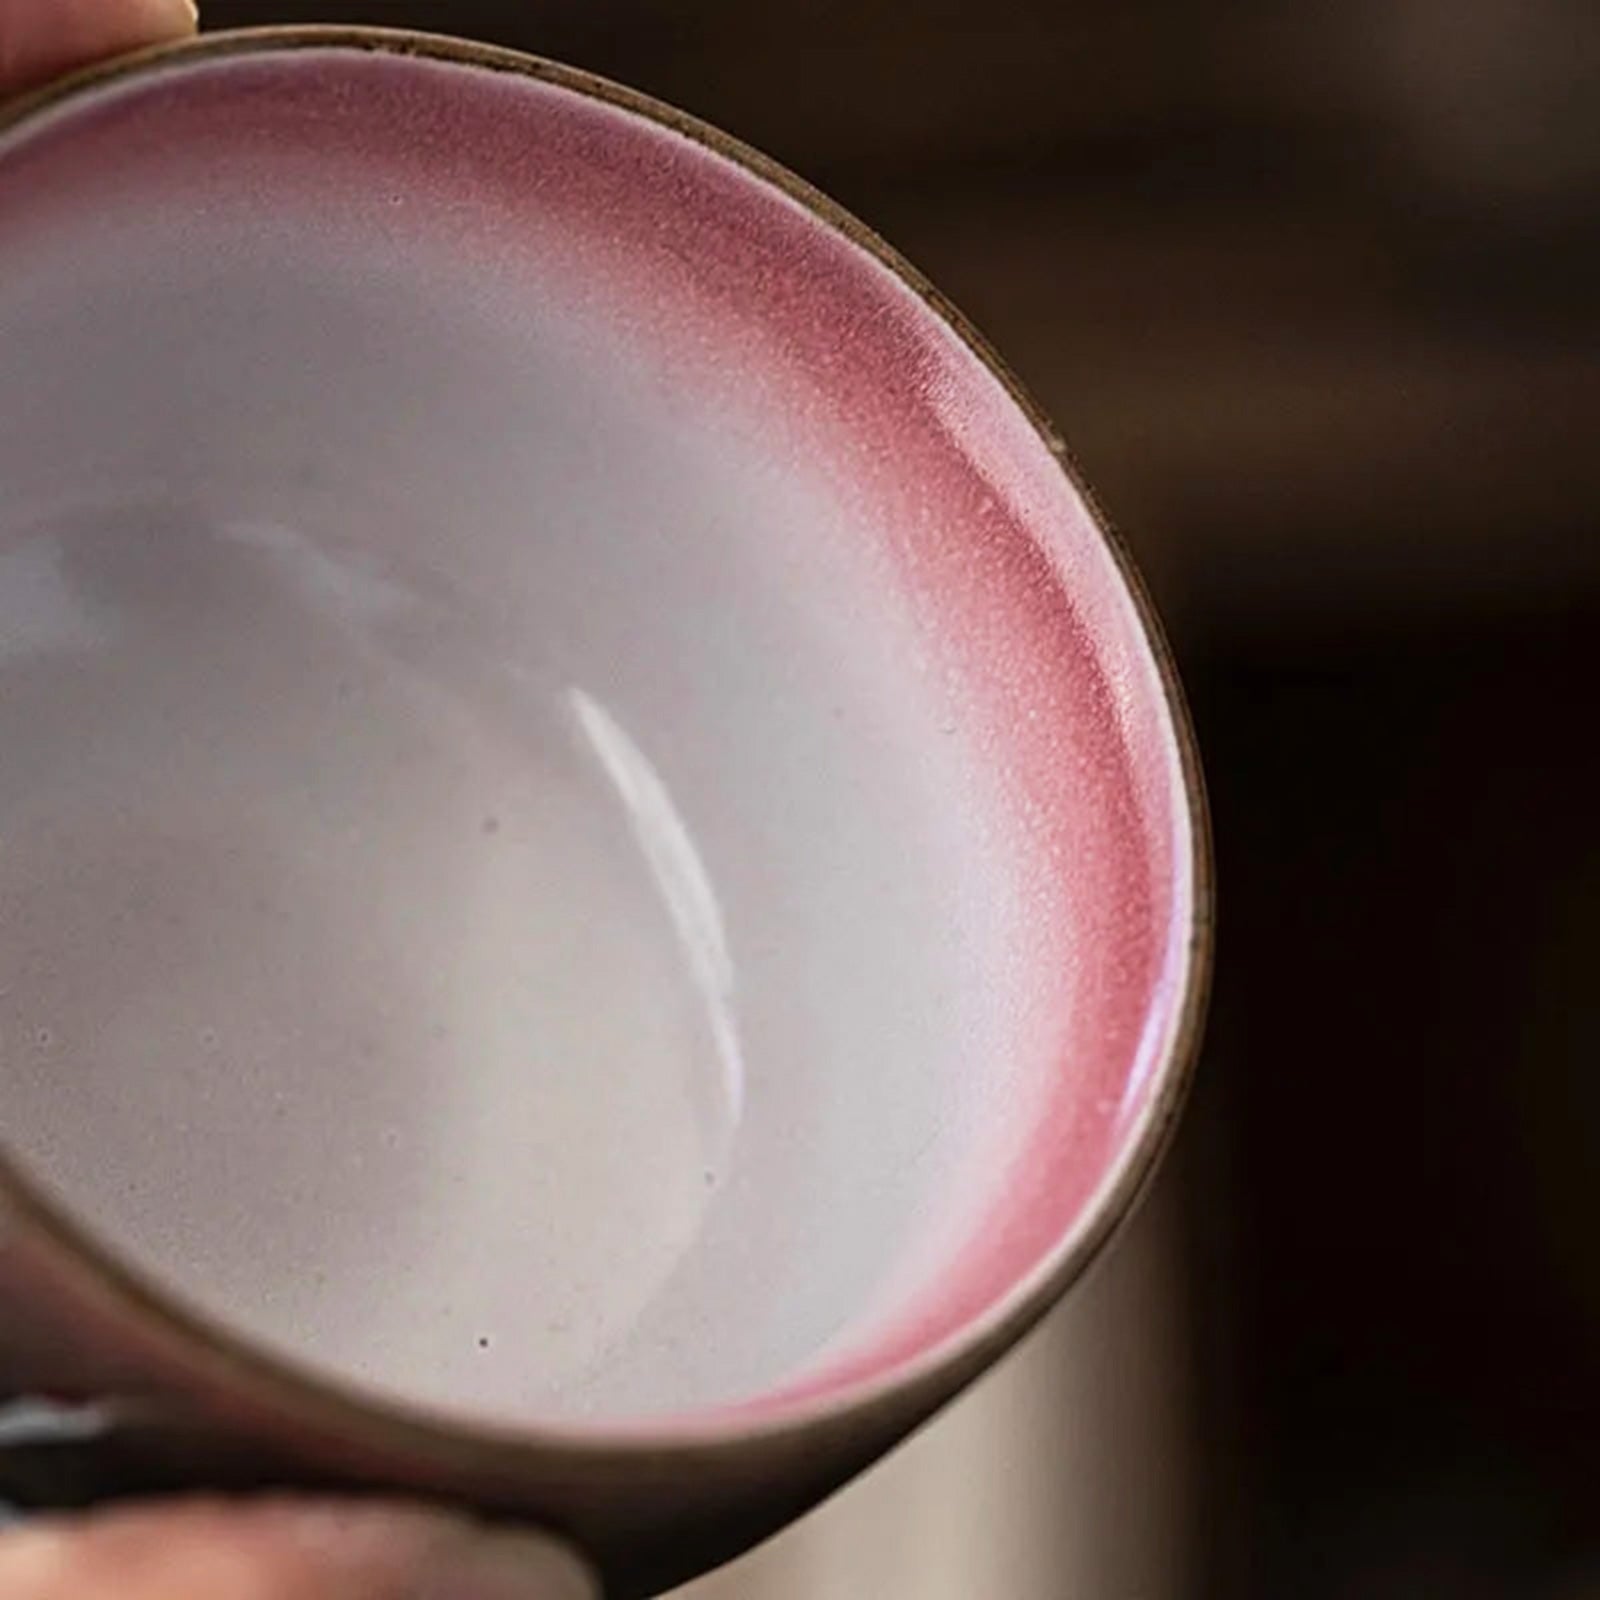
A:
[[0, 27, 1213, 1452]]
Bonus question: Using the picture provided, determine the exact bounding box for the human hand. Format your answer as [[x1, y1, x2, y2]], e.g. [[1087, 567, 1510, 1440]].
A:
[[0, 1501, 595, 1599], [0, 5, 596, 1593], [0, 0, 196, 95]]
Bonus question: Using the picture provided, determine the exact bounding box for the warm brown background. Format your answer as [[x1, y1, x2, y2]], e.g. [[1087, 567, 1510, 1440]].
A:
[[205, 4, 1600, 1593]]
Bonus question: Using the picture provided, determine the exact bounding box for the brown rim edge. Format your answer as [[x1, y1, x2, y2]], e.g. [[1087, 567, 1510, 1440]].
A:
[[0, 24, 1214, 1466]]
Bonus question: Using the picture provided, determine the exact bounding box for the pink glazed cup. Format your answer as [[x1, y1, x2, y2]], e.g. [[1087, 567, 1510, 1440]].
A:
[[0, 27, 1210, 1598]]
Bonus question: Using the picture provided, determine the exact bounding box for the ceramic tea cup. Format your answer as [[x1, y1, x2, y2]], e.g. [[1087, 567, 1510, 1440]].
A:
[[0, 27, 1210, 1597]]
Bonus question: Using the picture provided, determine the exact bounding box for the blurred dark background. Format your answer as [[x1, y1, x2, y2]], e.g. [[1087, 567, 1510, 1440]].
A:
[[207, 4, 1600, 1593]]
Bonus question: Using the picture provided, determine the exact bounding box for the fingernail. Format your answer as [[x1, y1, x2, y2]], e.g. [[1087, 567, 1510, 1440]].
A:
[[144, 0, 199, 35], [409, 1525, 599, 1600], [135, 0, 199, 36]]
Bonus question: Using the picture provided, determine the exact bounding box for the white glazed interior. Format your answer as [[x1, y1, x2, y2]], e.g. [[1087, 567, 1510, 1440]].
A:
[[0, 47, 1192, 1430]]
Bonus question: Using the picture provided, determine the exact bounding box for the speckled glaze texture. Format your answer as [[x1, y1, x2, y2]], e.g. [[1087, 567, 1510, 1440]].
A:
[[0, 28, 1209, 1595]]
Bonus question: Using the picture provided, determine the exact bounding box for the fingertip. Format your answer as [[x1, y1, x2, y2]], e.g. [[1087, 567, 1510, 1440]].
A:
[[264, 1502, 599, 1600], [0, 0, 198, 98], [0, 1500, 597, 1600]]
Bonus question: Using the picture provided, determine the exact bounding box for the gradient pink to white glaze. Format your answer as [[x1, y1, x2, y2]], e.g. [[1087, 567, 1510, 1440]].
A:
[[0, 44, 1197, 1426]]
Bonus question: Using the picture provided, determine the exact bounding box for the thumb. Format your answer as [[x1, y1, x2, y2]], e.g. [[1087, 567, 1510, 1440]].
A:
[[0, 1499, 596, 1600], [0, 0, 197, 96]]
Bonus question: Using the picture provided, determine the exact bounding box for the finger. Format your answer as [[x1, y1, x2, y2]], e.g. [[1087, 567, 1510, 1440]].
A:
[[0, 0, 197, 97], [0, 1499, 595, 1600]]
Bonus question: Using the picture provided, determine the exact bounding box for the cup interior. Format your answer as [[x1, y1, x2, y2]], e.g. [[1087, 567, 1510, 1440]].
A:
[[0, 38, 1200, 1433]]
